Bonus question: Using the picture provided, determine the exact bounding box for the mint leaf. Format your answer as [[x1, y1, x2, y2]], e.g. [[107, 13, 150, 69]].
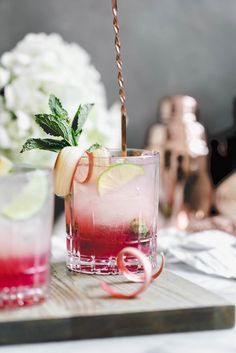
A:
[[35, 114, 74, 145], [87, 143, 102, 152], [72, 104, 94, 136], [49, 94, 68, 119], [21, 138, 69, 153]]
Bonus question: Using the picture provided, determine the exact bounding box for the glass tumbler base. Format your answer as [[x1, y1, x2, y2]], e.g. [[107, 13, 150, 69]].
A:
[[0, 285, 48, 309], [66, 252, 157, 275]]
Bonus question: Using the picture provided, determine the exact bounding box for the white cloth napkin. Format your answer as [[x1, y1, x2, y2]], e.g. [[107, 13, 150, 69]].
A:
[[158, 228, 236, 279]]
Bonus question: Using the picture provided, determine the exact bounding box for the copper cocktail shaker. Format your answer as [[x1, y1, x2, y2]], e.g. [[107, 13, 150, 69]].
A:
[[146, 95, 213, 229]]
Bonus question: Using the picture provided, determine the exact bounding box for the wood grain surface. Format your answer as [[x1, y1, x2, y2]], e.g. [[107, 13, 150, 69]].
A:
[[0, 262, 234, 345]]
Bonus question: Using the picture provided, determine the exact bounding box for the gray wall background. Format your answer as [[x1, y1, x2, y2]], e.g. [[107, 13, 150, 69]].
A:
[[0, 0, 236, 147]]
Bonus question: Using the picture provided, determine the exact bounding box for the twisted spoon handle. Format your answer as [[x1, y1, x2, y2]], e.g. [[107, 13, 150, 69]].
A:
[[111, 0, 127, 156]]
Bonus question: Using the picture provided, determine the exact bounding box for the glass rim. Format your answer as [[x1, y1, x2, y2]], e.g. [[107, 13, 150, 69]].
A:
[[84, 148, 160, 159], [0, 164, 52, 181]]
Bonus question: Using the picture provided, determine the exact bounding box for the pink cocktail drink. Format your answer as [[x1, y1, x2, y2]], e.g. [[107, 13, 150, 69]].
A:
[[0, 167, 54, 308], [0, 255, 49, 288], [66, 149, 159, 274], [0, 254, 49, 307]]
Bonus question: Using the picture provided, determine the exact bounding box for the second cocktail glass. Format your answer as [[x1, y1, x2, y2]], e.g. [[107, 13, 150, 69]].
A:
[[66, 149, 159, 274], [0, 166, 54, 308]]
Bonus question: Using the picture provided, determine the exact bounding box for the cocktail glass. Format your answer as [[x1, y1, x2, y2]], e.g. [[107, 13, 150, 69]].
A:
[[66, 149, 159, 274], [0, 166, 54, 308]]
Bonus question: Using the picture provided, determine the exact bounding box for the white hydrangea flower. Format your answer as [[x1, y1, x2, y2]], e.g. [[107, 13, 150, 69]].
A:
[[0, 33, 120, 166], [0, 67, 10, 89], [0, 126, 10, 148]]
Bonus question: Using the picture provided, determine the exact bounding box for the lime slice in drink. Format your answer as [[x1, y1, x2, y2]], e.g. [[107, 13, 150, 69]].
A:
[[0, 156, 13, 176], [97, 163, 144, 196], [2, 173, 48, 220]]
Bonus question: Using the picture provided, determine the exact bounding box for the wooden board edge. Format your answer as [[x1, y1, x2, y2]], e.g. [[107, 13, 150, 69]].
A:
[[0, 305, 234, 345]]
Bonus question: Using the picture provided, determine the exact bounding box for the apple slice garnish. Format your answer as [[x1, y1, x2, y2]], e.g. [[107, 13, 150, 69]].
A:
[[54, 146, 90, 197], [100, 248, 165, 299], [89, 147, 111, 182]]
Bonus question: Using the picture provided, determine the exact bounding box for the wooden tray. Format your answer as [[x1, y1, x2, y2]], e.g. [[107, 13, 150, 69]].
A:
[[0, 262, 234, 345]]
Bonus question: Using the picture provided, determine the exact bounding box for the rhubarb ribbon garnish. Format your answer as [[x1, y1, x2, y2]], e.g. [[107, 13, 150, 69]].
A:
[[100, 248, 165, 299]]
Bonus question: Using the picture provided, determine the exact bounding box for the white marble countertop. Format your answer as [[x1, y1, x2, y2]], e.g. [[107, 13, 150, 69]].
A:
[[1, 261, 236, 353]]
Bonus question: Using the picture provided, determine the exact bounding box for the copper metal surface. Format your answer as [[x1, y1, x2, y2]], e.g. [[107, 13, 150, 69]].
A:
[[146, 95, 213, 229], [111, 0, 127, 156]]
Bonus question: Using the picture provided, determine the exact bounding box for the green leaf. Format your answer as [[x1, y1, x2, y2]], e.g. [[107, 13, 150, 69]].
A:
[[72, 104, 94, 136], [71, 129, 78, 146], [35, 114, 74, 145], [87, 143, 102, 152], [21, 138, 69, 153], [48, 95, 68, 119]]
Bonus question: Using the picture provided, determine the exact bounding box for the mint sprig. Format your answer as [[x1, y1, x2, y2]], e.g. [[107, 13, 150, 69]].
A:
[[48, 95, 69, 120], [87, 143, 102, 152], [21, 138, 70, 153], [21, 95, 95, 153], [35, 114, 74, 145], [72, 104, 94, 137]]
